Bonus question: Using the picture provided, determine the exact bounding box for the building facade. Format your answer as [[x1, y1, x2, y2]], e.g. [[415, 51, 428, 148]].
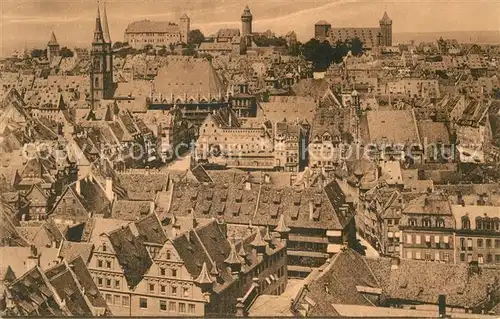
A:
[[124, 15, 190, 49]]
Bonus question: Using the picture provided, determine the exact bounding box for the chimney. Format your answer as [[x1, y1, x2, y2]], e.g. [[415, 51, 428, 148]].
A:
[[105, 177, 113, 202], [438, 294, 446, 318], [391, 256, 400, 270]]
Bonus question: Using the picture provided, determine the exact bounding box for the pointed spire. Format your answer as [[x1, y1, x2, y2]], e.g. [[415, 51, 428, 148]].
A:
[[93, 1, 104, 44], [48, 31, 58, 46], [225, 240, 243, 265], [101, 1, 112, 43], [238, 243, 248, 258], [263, 226, 272, 242], [250, 227, 267, 247], [194, 262, 213, 285], [380, 11, 392, 23], [275, 213, 290, 233]]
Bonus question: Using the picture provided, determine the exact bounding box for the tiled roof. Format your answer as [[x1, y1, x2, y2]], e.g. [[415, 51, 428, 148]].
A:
[[117, 173, 169, 200], [367, 257, 500, 308], [154, 57, 225, 99], [134, 213, 167, 245], [125, 20, 180, 34], [216, 28, 240, 38], [294, 249, 380, 316], [111, 200, 152, 221], [58, 241, 94, 263], [363, 110, 420, 145], [107, 225, 153, 289], [5, 266, 69, 316]]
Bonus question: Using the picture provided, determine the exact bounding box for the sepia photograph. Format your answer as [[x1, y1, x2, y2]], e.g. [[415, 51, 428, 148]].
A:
[[0, 0, 500, 317]]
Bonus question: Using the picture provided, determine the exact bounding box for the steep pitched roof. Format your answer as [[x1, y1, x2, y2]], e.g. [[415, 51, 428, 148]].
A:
[[107, 225, 153, 289], [47, 31, 58, 46]]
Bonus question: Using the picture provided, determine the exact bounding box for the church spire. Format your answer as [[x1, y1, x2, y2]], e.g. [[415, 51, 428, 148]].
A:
[[101, 1, 112, 43], [93, 2, 104, 44]]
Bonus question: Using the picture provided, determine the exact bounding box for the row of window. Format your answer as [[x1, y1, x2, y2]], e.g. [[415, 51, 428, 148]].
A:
[[459, 253, 500, 264], [97, 259, 113, 269], [408, 218, 445, 228], [147, 282, 191, 297], [97, 276, 121, 289], [459, 238, 500, 249], [105, 293, 129, 307], [139, 298, 196, 313], [405, 250, 451, 262], [462, 217, 500, 231], [405, 234, 451, 246]]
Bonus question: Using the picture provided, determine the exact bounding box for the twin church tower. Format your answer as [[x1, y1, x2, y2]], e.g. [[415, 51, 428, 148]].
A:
[[91, 2, 114, 103]]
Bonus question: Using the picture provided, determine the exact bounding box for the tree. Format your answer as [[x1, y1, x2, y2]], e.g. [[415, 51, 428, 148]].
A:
[[188, 29, 205, 46], [112, 41, 125, 49], [287, 41, 302, 56], [199, 53, 213, 61], [351, 37, 364, 56], [59, 47, 74, 58], [31, 49, 46, 58], [182, 43, 197, 56]]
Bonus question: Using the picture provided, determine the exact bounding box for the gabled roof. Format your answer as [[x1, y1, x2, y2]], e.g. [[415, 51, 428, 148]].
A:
[[107, 225, 153, 289]]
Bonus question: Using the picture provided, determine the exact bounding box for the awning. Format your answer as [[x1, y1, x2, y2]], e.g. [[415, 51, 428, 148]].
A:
[[327, 244, 342, 253], [425, 235, 431, 242], [388, 232, 394, 238], [444, 236, 449, 244], [326, 230, 342, 237]]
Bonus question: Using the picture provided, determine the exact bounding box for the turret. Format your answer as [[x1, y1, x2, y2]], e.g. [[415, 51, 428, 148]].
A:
[[224, 240, 243, 274], [275, 213, 290, 241], [180, 14, 190, 44], [379, 11, 393, 47], [250, 227, 267, 256], [195, 262, 214, 294], [241, 6, 253, 47], [47, 31, 60, 63]]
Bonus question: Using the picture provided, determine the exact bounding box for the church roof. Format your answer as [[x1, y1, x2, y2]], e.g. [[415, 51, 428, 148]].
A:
[[48, 31, 58, 46], [380, 11, 392, 23], [153, 57, 225, 99]]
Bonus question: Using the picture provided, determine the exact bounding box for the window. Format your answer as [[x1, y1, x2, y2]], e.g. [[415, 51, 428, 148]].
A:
[[106, 278, 111, 288], [106, 294, 112, 304], [496, 239, 500, 248], [476, 218, 483, 230], [425, 252, 431, 261], [460, 238, 466, 249], [106, 260, 112, 269], [486, 254, 493, 263], [467, 253, 473, 262], [179, 303, 186, 313], [409, 219, 417, 227], [139, 298, 148, 309], [171, 269, 177, 277], [149, 283, 155, 293], [102, 242, 107, 252], [160, 300, 167, 311], [478, 239, 483, 248], [406, 234, 412, 244], [160, 268, 166, 276], [422, 218, 431, 228], [436, 218, 445, 228], [97, 277, 103, 287], [169, 301, 176, 312], [415, 251, 421, 259], [97, 259, 103, 268], [486, 239, 492, 248], [114, 280, 120, 289], [183, 287, 190, 297], [496, 255, 500, 263], [122, 296, 130, 307], [113, 295, 120, 305], [460, 253, 465, 262], [171, 286, 177, 296], [188, 304, 196, 314], [406, 251, 412, 259], [416, 235, 421, 244], [467, 238, 473, 250], [388, 219, 393, 225], [444, 253, 450, 262], [160, 284, 166, 294], [478, 254, 484, 264]]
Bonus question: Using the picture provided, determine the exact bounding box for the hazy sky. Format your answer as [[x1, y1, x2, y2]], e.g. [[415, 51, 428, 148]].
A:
[[1, 0, 499, 56]]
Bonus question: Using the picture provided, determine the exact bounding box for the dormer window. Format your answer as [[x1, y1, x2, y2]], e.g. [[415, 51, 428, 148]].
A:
[[436, 218, 445, 228], [476, 217, 483, 230], [461, 217, 471, 230], [102, 242, 107, 252], [422, 218, 431, 228]]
